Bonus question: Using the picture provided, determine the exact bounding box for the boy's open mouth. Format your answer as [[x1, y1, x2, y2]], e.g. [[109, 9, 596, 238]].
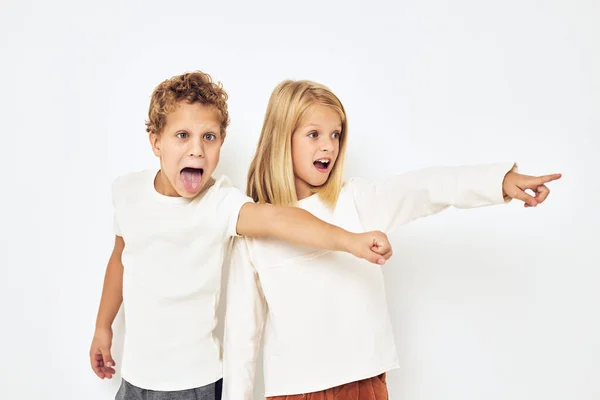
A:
[[313, 158, 331, 172], [180, 167, 204, 192]]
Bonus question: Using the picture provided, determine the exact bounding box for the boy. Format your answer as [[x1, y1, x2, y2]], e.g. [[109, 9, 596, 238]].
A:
[[89, 71, 392, 399]]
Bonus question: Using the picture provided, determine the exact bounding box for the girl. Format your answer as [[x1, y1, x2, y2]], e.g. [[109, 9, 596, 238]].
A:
[[222, 80, 561, 399]]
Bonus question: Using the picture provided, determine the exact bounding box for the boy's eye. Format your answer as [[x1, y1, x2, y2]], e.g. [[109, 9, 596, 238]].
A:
[[308, 131, 318, 138], [176, 132, 189, 139], [204, 133, 217, 141]]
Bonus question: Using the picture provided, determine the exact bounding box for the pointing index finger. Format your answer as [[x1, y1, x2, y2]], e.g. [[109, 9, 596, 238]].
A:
[[536, 173, 562, 185]]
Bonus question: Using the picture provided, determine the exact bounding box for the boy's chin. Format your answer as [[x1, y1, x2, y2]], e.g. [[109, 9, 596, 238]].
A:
[[177, 185, 204, 198]]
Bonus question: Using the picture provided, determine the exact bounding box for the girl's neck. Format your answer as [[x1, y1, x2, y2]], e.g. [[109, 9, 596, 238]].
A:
[[294, 177, 313, 201]]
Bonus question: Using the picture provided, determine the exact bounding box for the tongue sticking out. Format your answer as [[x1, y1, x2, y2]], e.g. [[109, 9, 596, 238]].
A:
[[180, 168, 203, 192]]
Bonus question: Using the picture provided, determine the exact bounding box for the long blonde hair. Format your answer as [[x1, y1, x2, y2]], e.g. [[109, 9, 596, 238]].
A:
[[247, 80, 348, 207]]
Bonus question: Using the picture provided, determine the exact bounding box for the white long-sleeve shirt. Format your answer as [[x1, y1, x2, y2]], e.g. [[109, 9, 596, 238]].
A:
[[222, 163, 515, 398]]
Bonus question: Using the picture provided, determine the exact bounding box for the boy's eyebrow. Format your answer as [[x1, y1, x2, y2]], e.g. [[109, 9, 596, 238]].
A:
[[173, 125, 220, 133]]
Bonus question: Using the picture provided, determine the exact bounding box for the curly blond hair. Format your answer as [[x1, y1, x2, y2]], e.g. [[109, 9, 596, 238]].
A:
[[145, 71, 230, 138]]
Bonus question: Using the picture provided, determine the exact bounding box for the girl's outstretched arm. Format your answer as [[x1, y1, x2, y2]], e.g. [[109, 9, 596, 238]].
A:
[[350, 163, 561, 233]]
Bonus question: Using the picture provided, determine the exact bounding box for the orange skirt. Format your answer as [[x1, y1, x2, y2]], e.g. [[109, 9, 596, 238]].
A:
[[267, 373, 388, 400]]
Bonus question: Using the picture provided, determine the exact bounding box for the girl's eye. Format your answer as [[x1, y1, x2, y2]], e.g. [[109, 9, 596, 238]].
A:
[[176, 132, 189, 139], [332, 132, 341, 139], [204, 133, 216, 141], [308, 131, 318, 138]]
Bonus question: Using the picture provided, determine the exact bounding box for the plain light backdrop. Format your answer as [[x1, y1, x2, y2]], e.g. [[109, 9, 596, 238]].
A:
[[1, 0, 598, 399]]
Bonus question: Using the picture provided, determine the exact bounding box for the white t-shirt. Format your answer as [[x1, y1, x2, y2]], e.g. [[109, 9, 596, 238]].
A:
[[222, 163, 515, 398], [112, 169, 251, 391]]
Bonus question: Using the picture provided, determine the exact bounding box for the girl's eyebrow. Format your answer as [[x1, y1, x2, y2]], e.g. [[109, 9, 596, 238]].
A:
[[304, 123, 342, 130]]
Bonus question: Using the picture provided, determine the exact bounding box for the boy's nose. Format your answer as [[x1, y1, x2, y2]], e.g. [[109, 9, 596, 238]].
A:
[[189, 140, 205, 157]]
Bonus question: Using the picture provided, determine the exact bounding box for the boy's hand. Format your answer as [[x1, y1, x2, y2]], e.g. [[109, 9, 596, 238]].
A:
[[346, 231, 393, 265], [502, 171, 562, 207], [90, 327, 116, 379]]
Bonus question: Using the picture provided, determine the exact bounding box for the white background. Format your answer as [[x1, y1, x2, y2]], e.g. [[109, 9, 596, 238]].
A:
[[1, 0, 598, 399]]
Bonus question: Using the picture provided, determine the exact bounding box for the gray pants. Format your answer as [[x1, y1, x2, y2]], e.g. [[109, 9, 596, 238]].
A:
[[115, 378, 222, 400]]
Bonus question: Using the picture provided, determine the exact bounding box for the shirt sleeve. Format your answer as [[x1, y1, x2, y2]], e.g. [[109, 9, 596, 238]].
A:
[[350, 162, 517, 233], [221, 187, 254, 238], [222, 238, 267, 400]]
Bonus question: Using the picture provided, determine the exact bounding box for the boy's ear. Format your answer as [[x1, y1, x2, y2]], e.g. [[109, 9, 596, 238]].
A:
[[149, 132, 161, 157]]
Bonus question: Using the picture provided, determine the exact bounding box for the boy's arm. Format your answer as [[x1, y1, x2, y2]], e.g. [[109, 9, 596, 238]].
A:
[[222, 238, 266, 400], [89, 235, 124, 379], [236, 203, 392, 265]]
